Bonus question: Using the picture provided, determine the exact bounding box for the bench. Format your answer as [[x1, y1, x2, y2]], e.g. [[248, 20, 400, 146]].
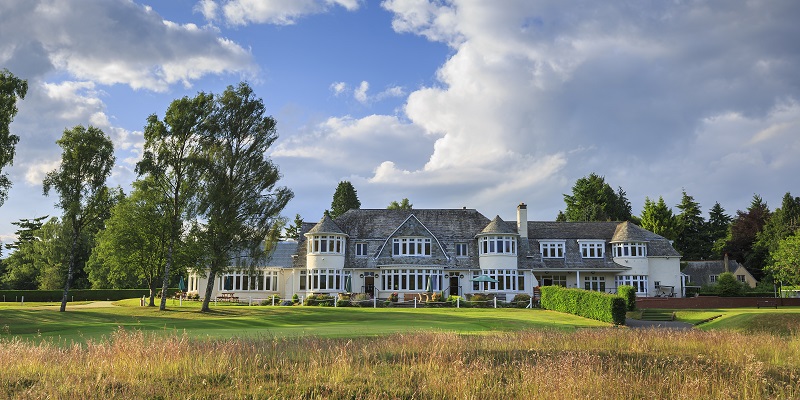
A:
[[216, 292, 239, 303], [756, 299, 778, 309]]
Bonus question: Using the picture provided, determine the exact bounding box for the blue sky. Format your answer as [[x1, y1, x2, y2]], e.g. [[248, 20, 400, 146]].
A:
[[1, 0, 799, 245]]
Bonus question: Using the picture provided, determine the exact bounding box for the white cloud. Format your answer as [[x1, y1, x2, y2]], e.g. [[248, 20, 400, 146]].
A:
[[0, 0, 256, 92], [205, 0, 362, 26], [330, 82, 347, 96], [354, 81, 370, 104]]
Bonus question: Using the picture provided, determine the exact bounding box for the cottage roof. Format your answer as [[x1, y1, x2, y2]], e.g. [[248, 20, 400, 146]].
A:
[[306, 214, 346, 235], [479, 215, 518, 235], [682, 259, 752, 286]]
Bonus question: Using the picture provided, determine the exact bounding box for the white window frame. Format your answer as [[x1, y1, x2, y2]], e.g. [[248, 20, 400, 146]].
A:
[[382, 269, 441, 291], [579, 240, 605, 258], [306, 269, 348, 292], [392, 237, 432, 257], [709, 275, 718, 283], [307, 235, 345, 255], [355, 242, 368, 257], [455, 242, 468, 257], [479, 236, 517, 255], [540, 241, 565, 258], [584, 276, 606, 292], [615, 275, 648, 294], [218, 269, 279, 292], [612, 242, 647, 258], [472, 270, 521, 292]]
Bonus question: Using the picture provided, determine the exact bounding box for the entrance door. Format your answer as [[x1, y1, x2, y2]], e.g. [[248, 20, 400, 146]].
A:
[[542, 277, 553, 286], [364, 277, 375, 297], [449, 277, 460, 297]]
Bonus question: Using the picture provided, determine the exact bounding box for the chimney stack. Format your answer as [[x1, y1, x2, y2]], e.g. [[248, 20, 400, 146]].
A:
[[723, 253, 730, 273], [517, 203, 528, 238]]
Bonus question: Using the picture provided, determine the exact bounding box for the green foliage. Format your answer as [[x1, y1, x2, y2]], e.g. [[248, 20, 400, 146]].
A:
[[304, 293, 334, 306], [387, 198, 413, 210], [0, 69, 27, 207], [291, 293, 299, 304], [756, 193, 800, 279], [639, 196, 677, 240], [723, 195, 771, 279], [562, 173, 631, 222], [284, 214, 303, 240], [715, 272, 746, 297], [766, 235, 800, 285], [329, 181, 361, 219], [511, 293, 531, 308], [707, 202, 732, 258], [0, 289, 179, 302], [617, 285, 637, 311], [540, 286, 626, 325], [674, 190, 709, 260]]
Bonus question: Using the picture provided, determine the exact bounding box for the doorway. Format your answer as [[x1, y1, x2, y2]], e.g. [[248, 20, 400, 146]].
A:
[[364, 276, 375, 297], [449, 276, 460, 297]]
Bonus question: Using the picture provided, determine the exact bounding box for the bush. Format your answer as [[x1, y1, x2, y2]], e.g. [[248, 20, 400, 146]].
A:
[[617, 285, 637, 311], [291, 293, 299, 304], [388, 292, 399, 302], [259, 294, 281, 306], [716, 272, 746, 297], [468, 293, 491, 307], [511, 293, 531, 308], [540, 286, 626, 325]]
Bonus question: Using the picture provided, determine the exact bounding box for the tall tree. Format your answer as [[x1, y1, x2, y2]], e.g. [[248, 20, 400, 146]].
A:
[[639, 196, 677, 240], [330, 181, 360, 219], [284, 213, 303, 240], [86, 180, 171, 305], [387, 198, 413, 210], [43, 125, 115, 312], [755, 192, 800, 275], [197, 82, 293, 312], [723, 194, 771, 279], [707, 202, 732, 258], [562, 173, 631, 221], [32, 218, 71, 290], [674, 190, 708, 259], [0, 69, 28, 206], [766, 234, 800, 285], [1, 216, 48, 289], [137, 92, 211, 310]]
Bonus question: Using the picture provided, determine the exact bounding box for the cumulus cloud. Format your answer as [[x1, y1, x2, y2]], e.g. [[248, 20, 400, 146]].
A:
[[202, 0, 362, 26], [0, 0, 256, 91], [330, 81, 347, 96], [354, 81, 370, 104]]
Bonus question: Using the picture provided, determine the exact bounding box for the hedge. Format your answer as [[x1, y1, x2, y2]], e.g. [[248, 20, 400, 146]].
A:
[[617, 285, 637, 311], [540, 286, 626, 325], [0, 289, 179, 302]]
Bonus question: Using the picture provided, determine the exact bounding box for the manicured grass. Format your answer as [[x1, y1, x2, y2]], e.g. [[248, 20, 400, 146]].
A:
[[666, 307, 800, 335], [0, 299, 609, 343]]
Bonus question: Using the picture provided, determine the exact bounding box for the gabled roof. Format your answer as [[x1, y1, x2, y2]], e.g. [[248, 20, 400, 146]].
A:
[[611, 221, 653, 242], [478, 215, 517, 235], [305, 214, 346, 235], [375, 214, 449, 260]]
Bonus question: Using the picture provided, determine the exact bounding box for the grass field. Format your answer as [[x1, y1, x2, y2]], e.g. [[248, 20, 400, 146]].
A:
[[2, 301, 800, 398]]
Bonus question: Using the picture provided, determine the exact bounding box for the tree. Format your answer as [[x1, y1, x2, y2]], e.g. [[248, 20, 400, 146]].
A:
[[562, 173, 631, 222], [86, 180, 172, 305], [43, 125, 115, 312], [284, 214, 303, 240], [0, 69, 28, 206], [707, 202, 732, 258], [715, 272, 745, 297], [756, 193, 800, 278], [330, 181, 360, 219], [674, 190, 708, 259], [137, 92, 211, 310], [196, 82, 293, 312], [387, 198, 413, 210], [639, 196, 677, 240], [723, 194, 771, 279], [766, 234, 800, 285]]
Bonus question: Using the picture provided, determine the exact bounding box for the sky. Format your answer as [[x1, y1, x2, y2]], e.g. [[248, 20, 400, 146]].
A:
[[1, 0, 799, 245]]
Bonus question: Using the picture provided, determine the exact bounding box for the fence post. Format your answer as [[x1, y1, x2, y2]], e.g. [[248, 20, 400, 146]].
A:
[[272, 296, 275, 306], [249, 297, 252, 306], [335, 297, 338, 308], [373, 296, 376, 308], [300, 295, 304, 305], [457, 297, 460, 308], [21, 296, 24, 305], [493, 297, 497, 308], [414, 298, 417, 309]]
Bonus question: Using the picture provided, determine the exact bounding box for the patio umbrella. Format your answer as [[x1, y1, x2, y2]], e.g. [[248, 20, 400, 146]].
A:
[[425, 276, 432, 292], [470, 275, 499, 283], [344, 275, 352, 292], [178, 276, 186, 292]]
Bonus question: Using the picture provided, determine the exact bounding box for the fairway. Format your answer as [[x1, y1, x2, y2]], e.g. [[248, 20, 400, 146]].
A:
[[0, 300, 610, 343]]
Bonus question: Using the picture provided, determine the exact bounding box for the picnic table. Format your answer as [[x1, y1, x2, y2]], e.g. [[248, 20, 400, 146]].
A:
[[216, 292, 239, 302]]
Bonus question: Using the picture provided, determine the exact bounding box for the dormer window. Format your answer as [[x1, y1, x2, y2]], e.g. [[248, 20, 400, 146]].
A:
[[393, 237, 431, 257], [612, 242, 647, 257], [579, 240, 605, 258], [479, 236, 517, 255], [540, 241, 565, 258], [307, 235, 345, 254]]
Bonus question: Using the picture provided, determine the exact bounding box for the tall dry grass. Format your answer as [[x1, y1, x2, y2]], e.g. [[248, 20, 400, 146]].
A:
[[2, 328, 799, 399]]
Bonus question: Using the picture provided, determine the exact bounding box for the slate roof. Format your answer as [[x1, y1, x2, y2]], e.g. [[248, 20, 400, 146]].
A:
[[682, 259, 749, 286], [306, 214, 346, 235], [479, 216, 518, 235], [228, 241, 298, 268]]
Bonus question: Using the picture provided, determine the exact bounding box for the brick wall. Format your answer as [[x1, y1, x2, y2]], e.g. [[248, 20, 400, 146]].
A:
[[636, 296, 800, 309]]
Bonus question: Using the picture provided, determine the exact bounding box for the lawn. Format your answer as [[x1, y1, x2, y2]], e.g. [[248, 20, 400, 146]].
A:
[[0, 299, 610, 343]]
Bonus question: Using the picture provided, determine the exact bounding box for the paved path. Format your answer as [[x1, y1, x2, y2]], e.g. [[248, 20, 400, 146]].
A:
[[625, 318, 695, 330], [32, 300, 118, 310]]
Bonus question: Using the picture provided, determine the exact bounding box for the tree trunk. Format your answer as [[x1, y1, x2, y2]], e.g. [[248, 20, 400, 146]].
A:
[[149, 280, 156, 306], [158, 238, 175, 311], [201, 269, 217, 312], [59, 233, 79, 312]]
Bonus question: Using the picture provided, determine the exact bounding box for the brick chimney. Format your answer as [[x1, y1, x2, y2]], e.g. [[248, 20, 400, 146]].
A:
[[723, 253, 730, 273], [517, 203, 528, 238]]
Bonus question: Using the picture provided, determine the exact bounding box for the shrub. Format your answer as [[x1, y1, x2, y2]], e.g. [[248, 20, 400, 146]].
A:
[[446, 295, 463, 306], [291, 293, 299, 304], [388, 292, 398, 302], [336, 299, 351, 307], [0, 289, 179, 302], [617, 285, 637, 311], [716, 272, 746, 297], [511, 294, 531, 308], [260, 294, 281, 306], [468, 293, 491, 307], [540, 286, 626, 325]]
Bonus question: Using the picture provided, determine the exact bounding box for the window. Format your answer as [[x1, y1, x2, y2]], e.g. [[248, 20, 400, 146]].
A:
[[584, 276, 606, 292], [218, 270, 279, 291], [392, 237, 432, 257], [472, 270, 521, 292], [355, 242, 368, 257], [540, 241, 565, 258], [479, 236, 517, 255], [580, 241, 605, 258], [737, 275, 746, 283], [305, 269, 347, 292], [382, 269, 441, 291], [307, 235, 345, 254], [615, 275, 648, 294], [540, 275, 567, 287], [300, 270, 307, 290], [709, 275, 718, 283], [455, 243, 468, 257], [612, 242, 647, 257]]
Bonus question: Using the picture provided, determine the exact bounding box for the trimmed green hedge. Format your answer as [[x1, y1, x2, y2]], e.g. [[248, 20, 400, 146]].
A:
[[0, 289, 179, 302], [540, 286, 626, 325], [617, 285, 637, 311]]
